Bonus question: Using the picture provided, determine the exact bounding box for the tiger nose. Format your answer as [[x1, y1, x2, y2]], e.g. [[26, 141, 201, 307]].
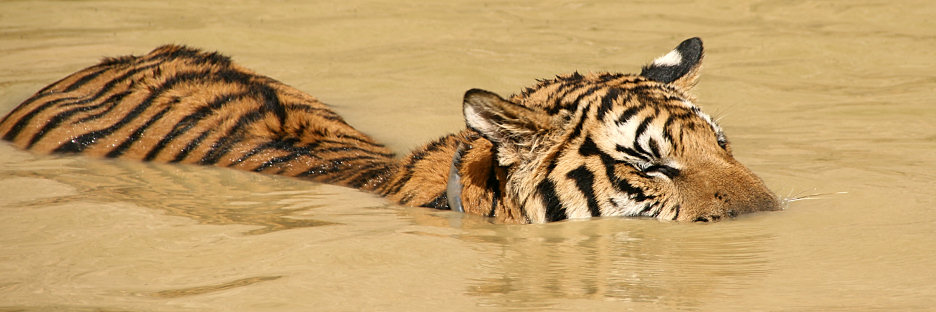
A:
[[692, 180, 780, 222], [675, 157, 780, 222]]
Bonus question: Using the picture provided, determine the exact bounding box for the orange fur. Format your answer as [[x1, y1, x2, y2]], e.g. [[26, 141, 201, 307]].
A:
[[1, 38, 780, 224]]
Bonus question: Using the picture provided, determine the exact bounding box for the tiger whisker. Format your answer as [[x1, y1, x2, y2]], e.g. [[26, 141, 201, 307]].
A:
[[781, 190, 848, 206]]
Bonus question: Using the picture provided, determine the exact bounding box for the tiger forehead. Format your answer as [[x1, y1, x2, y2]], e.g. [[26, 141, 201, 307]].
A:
[[508, 71, 724, 152], [509, 72, 688, 114]]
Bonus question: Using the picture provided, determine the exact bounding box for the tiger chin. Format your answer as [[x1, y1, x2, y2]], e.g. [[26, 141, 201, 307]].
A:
[[0, 37, 780, 224]]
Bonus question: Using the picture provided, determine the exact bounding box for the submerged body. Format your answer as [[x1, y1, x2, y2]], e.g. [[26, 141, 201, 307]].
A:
[[0, 38, 779, 223]]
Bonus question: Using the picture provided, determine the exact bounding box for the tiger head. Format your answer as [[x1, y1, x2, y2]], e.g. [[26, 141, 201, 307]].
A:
[[462, 37, 780, 223]]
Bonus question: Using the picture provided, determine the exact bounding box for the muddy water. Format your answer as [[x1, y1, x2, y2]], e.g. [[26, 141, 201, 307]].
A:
[[1, 0, 934, 311]]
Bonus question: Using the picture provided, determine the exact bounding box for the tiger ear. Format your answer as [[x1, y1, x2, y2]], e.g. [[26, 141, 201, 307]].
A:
[[640, 37, 704, 90], [463, 88, 554, 165]]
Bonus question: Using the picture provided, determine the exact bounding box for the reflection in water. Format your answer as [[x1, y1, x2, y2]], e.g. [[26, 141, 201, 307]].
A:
[[2, 0, 936, 310], [404, 215, 773, 310], [148, 275, 283, 298], [0, 306, 135, 312], [4, 153, 340, 235]]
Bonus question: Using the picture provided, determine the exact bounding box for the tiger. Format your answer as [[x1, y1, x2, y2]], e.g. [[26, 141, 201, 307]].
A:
[[0, 37, 780, 224]]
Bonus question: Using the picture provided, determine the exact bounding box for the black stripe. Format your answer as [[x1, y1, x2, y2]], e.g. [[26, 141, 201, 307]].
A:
[[63, 66, 112, 92], [333, 134, 387, 149], [53, 69, 216, 153], [231, 142, 275, 166], [578, 136, 600, 156], [50, 136, 88, 153], [105, 105, 173, 158], [485, 151, 501, 218], [70, 94, 127, 124], [613, 176, 651, 202], [0, 74, 85, 127], [575, 130, 651, 202], [256, 153, 306, 172], [595, 88, 621, 122], [197, 109, 263, 165], [640, 203, 655, 215], [296, 155, 376, 176], [597, 73, 625, 82], [3, 96, 82, 140], [567, 166, 601, 217], [615, 144, 650, 162], [125, 46, 232, 75], [583, 135, 653, 202], [69, 91, 139, 125], [149, 45, 233, 67], [324, 157, 387, 183], [546, 80, 586, 115], [380, 135, 452, 196], [318, 138, 391, 154], [143, 93, 246, 161], [98, 55, 138, 67], [647, 138, 662, 158], [138, 67, 260, 160], [171, 128, 213, 162], [538, 179, 566, 222], [671, 204, 681, 221], [199, 132, 247, 165], [568, 109, 589, 140], [316, 144, 396, 158], [548, 80, 580, 111], [3, 56, 156, 135], [338, 162, 381, 184], [596, 149, 652, 202], [61, 63, 161, 108], [662, 114, 678, 144], [566, 85, 603, 112], [250, 83, 287, 126], [347, 164, 391, 189], [616, 106, 642, 125], [632, 143, 652, 160], [488, 194, 498, 218], [631, 117, 654, 157], [230, 138, 299, 166], [633, 116, 653, 141], [24, 92, 130, 147], [284, 103, 344, 123]]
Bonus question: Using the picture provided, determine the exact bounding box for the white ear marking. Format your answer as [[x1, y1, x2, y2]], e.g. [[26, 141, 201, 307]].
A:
[[463, 104, 496, 135], [653, 50, 683, 67]]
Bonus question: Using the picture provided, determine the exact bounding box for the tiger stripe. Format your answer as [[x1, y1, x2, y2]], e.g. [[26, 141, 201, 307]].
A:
[[1, 38, 781, 224], [0, 45, 398, 193]]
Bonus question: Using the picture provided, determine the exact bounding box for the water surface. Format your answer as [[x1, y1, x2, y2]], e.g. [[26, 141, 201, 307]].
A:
[[1, 0, 935, 311]]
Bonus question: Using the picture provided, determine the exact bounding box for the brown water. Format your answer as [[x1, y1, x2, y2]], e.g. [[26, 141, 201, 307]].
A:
[[1, 0, 934, 311]]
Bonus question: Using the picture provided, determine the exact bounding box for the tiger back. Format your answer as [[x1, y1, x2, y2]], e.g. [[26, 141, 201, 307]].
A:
[[0, 45, 397, 191], [0, 38, 781, 223]]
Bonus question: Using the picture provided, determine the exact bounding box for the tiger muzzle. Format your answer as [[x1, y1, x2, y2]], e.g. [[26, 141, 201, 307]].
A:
[[674, 159, 780, 222]]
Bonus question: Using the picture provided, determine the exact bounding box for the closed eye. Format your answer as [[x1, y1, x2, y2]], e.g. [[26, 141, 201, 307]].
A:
[[644, 164, 680, 179], [716, 135, 729, 150]]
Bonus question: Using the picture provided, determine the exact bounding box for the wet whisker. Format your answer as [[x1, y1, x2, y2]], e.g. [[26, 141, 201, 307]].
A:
[[781, 189, 848, 206]]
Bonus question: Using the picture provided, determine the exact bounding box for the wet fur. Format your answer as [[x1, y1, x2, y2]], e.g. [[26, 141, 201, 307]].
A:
[[0, 38, 780, 224]]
